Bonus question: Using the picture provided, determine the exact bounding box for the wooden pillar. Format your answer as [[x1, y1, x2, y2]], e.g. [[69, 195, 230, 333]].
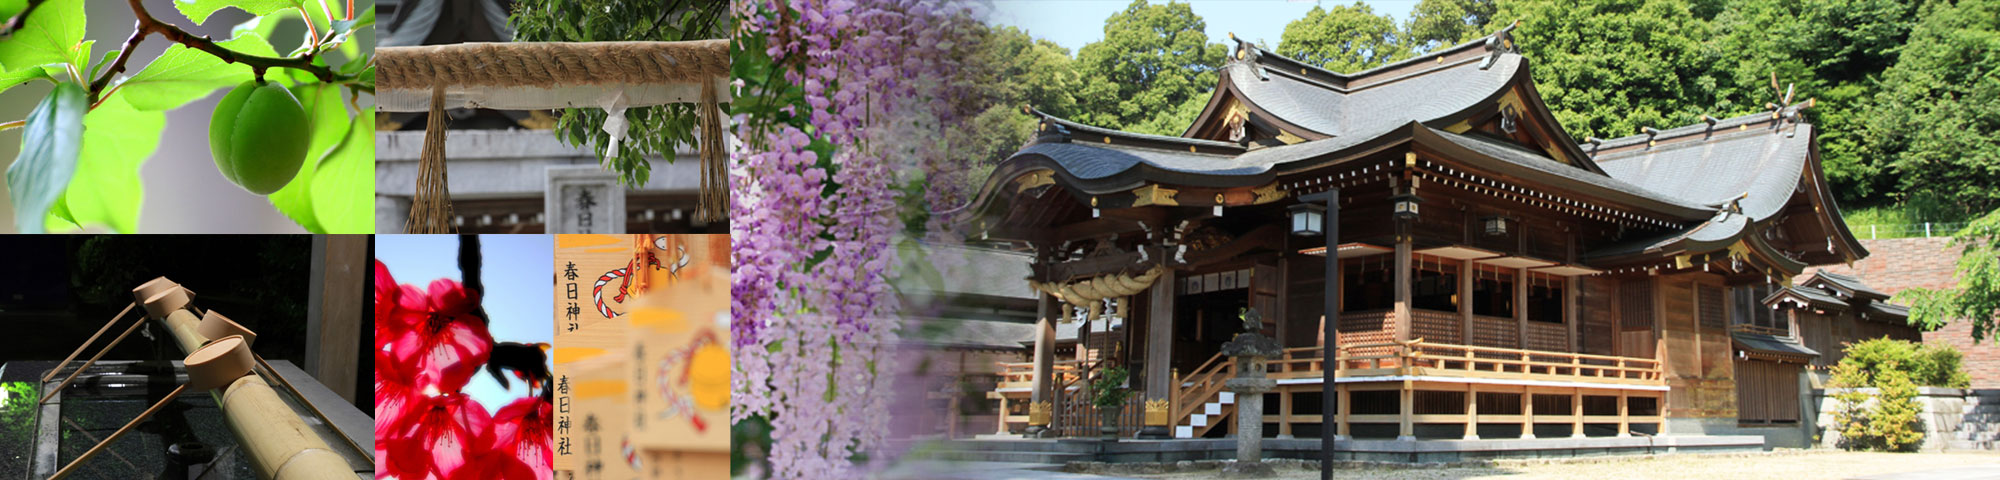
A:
[[1571, 390, 1585, 438], [1516, 268, 1529, 350], [1028, 293, 1057, 436], [1394, 229, 1413, 342], [1521, 391, 1536, 439], [1460, 260, 1474, 346], [1566, 277, 1580, 353], [1565, 233, 1580, 353], [1617, 389, 1631, 437], [1336, 384, 1351, 439], [1463, 384, 1479, 440], [1398, 381, 1415, 441], [1141, 271, 1177, 438], [1279, 390, 1294, 438], [307, 235, 366, 403]]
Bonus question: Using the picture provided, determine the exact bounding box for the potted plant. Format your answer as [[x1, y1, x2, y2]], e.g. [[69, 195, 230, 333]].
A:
[[1090, 366, 1134, 441]]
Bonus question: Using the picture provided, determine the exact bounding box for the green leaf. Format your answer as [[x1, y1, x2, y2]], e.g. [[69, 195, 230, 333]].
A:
[[175, 0, 303, 26], [0, 66, 49, 94], [86, 48, 116, 81], [310, 109, 372, 233], [266, 83, 348, 233], [5, 81, 85, 234], [44, 95, 162, 233], [0, 0, 26, 21], [116, 32, 278, 111], [0, 0, 83, 73]]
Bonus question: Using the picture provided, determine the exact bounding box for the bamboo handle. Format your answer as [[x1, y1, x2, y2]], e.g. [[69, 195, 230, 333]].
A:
[[41, 302, 136, 382], [48, 384, 188, 480], [40, 317, 148, 404]]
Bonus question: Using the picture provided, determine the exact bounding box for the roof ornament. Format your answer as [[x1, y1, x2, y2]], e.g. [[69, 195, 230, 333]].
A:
[[1583, 136, 1603, 157], [1640, 126, 1661, 148], [1765, 73, 1817, 137], [1227, 32, 1269, 81], [1480, 20, 1521, 70]]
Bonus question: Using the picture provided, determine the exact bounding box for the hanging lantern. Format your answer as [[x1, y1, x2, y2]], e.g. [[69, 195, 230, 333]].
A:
[[1483, 216, 1509, 236], [1288, 203, 1326, 236], [1390, 193, 1422, 221]]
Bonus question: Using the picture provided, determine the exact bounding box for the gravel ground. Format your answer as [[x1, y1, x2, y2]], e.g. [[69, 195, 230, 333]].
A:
[[1114, 450, 2000, 480]]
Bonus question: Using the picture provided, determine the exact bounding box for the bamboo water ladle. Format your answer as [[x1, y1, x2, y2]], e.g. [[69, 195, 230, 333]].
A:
[[38, 277, 189, 384], [48, 335, 254, 480], [40, 283, 195, 404]]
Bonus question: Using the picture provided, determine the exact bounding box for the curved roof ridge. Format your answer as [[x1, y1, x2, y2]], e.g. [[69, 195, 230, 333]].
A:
[[1225, 21, 1518, 89], [1588, 107, 1805, 153], [1025, 108, 1246, 151]]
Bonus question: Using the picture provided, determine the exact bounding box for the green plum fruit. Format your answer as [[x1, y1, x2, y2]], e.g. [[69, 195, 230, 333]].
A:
[[209, 80, 310, 195]]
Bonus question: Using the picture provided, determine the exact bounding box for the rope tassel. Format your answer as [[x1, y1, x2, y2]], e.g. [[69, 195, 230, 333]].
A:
[[408, 84, 456, 233], [696, 80, 727, 223]]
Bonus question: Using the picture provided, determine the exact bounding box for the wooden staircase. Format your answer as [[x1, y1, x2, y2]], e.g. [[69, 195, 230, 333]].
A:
[[1171, 352, 1238, 438]]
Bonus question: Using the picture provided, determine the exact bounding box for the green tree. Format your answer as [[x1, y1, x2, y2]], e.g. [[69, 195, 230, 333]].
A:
[[1709, 0, 1922, 206], [1496, 0, 1720, 141], [1277, 3, 1405, 72], [1072, 0, 1226, 135], [510, 1, 726, 187], [1858, 0, 2000, 214], [951, 24, 1086, 192], [1404, 0, 1495, 54]]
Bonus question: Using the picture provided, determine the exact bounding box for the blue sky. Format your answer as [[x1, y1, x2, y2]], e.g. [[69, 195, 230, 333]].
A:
[[987, 0, 1421, 53], [376, 235, 554, 415]]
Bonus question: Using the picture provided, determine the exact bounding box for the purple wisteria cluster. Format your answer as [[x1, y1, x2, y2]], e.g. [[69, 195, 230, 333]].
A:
[[729, 1, 981, 478]]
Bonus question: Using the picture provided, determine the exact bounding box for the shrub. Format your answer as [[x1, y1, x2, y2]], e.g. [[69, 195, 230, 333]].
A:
[[1090, 366, 1133, 408], [1837, 337, 1970, 388], [1827, 338, 1957, 451]]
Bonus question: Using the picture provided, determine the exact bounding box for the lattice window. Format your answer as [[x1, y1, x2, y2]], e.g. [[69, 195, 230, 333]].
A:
[[1698, 284, 1726, 330]]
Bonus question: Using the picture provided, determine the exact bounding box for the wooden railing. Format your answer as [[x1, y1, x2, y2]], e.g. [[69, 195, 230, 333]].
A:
[[1730, 323, 1791, 337], [1263, 339, 1664, 385], [995, 360, 1081, 391]]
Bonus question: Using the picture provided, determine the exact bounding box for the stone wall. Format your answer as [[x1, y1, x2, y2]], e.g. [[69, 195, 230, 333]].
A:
[[1803, 237, 2000, 387], [1811, 386, 1976, 451]]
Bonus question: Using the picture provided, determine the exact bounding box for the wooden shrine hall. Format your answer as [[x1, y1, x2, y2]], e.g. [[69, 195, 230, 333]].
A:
[[951, 24, 1920, 453]]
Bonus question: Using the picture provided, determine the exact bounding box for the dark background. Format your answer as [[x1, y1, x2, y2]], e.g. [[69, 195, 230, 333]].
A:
[[0, 235, 313, 368]]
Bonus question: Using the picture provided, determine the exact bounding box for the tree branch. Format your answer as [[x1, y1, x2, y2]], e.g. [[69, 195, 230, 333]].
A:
[[89, 0, 355, 104], [0, 0, 44, 38]]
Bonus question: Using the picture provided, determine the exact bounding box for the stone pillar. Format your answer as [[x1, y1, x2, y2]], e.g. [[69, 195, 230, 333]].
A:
[[1220, 309, 1281, 478], [1141, 270, 1178, 438], [546, 165, 625, 234]]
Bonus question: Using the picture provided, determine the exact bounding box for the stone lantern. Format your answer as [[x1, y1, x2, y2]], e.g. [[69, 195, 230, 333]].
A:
[[1219, 309, 1281, 478]]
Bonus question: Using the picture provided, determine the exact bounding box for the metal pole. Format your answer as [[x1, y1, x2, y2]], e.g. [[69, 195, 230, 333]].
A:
[[1304, 188, 1339, 480]]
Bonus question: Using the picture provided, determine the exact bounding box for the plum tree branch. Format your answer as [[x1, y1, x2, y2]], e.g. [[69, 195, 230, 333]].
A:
[[88, 0, 357, 105], [0, 0, 44, 38]]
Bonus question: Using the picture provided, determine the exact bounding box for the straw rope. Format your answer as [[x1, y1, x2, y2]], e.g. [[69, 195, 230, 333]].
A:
[[407, 84, 456, 233], [376, 40, 729, 90], [697, 80, 727, 223]]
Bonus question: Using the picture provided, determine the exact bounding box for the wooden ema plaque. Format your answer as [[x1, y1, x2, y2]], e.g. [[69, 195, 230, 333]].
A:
[[553, 235, 731, 480]]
